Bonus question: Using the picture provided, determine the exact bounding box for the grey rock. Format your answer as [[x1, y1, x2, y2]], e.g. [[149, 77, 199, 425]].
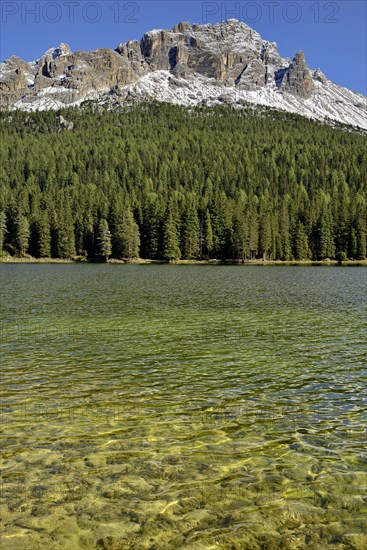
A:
[[0, 19, 291, 106], [0, 56, 30, 93], [0, 19, 365, 129], [280, 51, 315, 99], [313, 68, 327, 84], [58, 115, 74, 130], [235, 59, 266, 91]]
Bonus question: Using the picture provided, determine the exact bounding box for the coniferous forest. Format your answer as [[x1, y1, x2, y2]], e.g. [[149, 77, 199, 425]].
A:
[[0, 102, 366, 262]]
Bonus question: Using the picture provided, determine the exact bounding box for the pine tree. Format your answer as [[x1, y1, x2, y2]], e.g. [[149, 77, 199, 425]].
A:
[[210, 192, 233, 259], [0, 211, 7, 251], [356, 229, 366, 259], [275, 233, 283, 260], [203, 209, 213, 259], [182, 198, 200, 259], [141, 196, 161, 259], [97, 218, 112, 261], [109, 197, 124, 258], [114, 209, 140, 259], [349, 228, 358, 259], [163, 209, 181, 260], [56, 201, 76, 259], [75, 212, 94, 257], [232, 207, 249, 260], [293, 221, 310, 260], [279, 197, 292, 260], [259, 211, 272, 260], [15, 214, 30, 256], [312, 192, 335, 260], [248, 203, 259, 259], [29, 212, 51, 258], [354, 198, 366, 260], [38, 211, 51, 258], [356, 221, 366, 260], [313, 215, 335, 260], [334, 179, 350, 261], [0, 104, 366, 263]]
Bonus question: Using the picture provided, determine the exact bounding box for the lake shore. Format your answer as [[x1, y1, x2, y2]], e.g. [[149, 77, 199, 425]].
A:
[[1, 255, 366, 266]]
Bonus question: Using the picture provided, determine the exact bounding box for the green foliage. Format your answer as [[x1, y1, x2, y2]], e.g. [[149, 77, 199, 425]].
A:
[[97, 218, 112, 261], [29, 211, 51, 258], [293, 221, 310, 260], [54, 198, 76, 259], [203, 210, 213, 259], [0, 103, 366, 260], [0, 211, 6, 251], [15, 214, 30, 256], [163, 208, 181, 260], [113, 208, 140, 259], [182, 197, 200, 259]]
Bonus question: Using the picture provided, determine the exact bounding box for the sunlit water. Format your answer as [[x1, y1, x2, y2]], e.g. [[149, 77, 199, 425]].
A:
[[0, 265, 366, 550]]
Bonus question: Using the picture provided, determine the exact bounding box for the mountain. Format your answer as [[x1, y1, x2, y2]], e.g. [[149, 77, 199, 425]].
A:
[[0, 19, 366, 128]]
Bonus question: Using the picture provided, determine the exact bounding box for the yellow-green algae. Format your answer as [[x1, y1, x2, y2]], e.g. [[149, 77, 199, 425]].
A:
[[1, 264, 366, 549]]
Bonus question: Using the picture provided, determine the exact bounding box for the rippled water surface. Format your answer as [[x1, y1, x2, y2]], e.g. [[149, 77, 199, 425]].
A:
[[1, 265, 366, 549]]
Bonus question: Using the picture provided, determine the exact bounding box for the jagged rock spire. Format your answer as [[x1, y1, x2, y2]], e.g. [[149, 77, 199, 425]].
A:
[[280, 50, 314, 99], [0, 19, 366, 128]]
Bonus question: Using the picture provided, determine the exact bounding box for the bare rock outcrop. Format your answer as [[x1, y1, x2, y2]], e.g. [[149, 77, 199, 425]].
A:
[[280, 51, 315, 99], [0, 19, 366, 130]]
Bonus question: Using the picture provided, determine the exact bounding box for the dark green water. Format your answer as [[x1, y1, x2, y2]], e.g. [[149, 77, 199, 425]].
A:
[[1, 265, 366, 550]]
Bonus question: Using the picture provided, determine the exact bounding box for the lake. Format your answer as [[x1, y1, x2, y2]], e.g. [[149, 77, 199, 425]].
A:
[[0, 264, 366, 549]]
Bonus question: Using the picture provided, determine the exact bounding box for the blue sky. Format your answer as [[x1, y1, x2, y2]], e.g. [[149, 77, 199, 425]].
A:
[[1, 1, 366, 94]]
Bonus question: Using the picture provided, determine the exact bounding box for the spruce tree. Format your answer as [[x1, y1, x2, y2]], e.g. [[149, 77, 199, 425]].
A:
[[279, 197, 292, 260], [38, 211, 51, 258], [313, 216, 335, 260], [182, 199, 200, 259], [259, 211, 272, 260], [141, 197, 160, 259], [114, 209, 140, 259], [0, 104, 366, 262], [356, 226, 366, 260], [293, 221, 310, 260], [248, 204, 259, 260], [56, 204, 76, 259], [232, 207, 249, 260], [0, 211, 7, 252], [28, 211, 51, 258], [313, 193, 335, 260], [163, 209, 181, 260], [203, 209, 213, 259], [354, 199, 366, 260], [97, 218, 112, 261], [15, 214, 30, 256]]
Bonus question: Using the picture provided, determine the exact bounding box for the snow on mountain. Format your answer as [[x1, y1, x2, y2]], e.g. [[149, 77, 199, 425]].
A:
[[0, 20, 366, 129], [44, 43, 72, 60]]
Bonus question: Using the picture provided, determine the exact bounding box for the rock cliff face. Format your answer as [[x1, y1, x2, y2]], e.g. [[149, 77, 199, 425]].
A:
[[134, 20, 284, 86], [0, 19, 366, 129], [279, 51, 314, 99], [0, 56, 32, 93]]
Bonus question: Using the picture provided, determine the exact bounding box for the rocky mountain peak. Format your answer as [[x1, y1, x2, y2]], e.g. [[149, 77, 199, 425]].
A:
[[293, 50, 307, 65], [138, 18, 280, 84], [0, 20, 366, 129], [279, 49, 315, 99], [44, 43, 72, 60], [172, 21, 192, 33]]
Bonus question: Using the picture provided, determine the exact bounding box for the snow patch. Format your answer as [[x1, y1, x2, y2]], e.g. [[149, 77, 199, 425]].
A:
[[37, 86, 74, 96]]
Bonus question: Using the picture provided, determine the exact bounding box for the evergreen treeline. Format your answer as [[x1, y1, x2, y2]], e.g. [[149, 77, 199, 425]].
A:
[[0, 103, 366, 261]]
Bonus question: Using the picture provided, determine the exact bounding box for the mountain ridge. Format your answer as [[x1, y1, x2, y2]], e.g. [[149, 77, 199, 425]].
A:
[[1, 19, 366, 128]]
